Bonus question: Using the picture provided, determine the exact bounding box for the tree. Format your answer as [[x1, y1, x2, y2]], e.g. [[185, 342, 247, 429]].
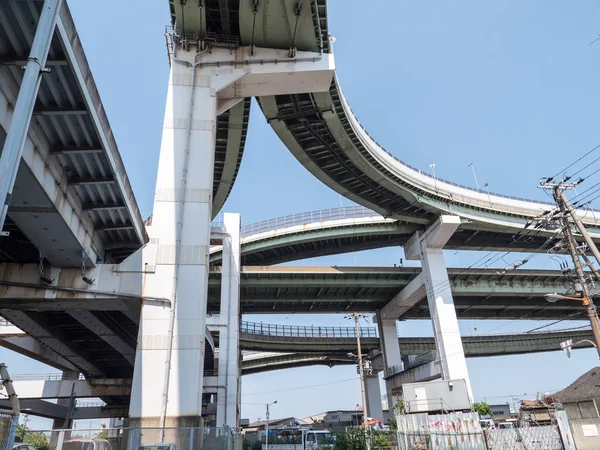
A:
[[473, 402, 493, 418], [15, 425, 50, 449]]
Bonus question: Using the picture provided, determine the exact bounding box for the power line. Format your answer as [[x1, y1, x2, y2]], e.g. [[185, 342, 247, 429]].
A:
[[547, 142, 600, 181], [243, 377, 359, 396]]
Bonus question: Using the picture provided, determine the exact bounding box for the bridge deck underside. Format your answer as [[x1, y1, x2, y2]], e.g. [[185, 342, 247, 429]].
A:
[[208, 267, 582, 317], [0, 1, 146, 265], [0, 308, 137, 378]]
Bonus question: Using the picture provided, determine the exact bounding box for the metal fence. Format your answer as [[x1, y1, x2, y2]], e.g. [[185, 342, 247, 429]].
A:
[[396, 412, 486, 450], [0, 413, 15, 450], [240, 321, 378, 338], [240, 206, 382, 237], [484, 426, 563, 450], [10, 427, 240, 450]]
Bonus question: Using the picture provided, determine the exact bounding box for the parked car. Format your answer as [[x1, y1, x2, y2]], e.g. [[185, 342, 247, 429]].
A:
[[14, 444, 38, 450], [62, 439, 112, 450], [138, 444, 179, 450]]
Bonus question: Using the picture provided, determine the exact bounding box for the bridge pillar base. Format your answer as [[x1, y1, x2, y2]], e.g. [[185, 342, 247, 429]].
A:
[[364, 375, 384, 422], [216, 214, 241, 429], [376, 314, 402, 407], [405, 215, 472, 402]]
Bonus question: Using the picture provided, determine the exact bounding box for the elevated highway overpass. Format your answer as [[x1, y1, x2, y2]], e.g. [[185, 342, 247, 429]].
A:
[[169, 0, 600, 251], [0, 0, 252, 267], [208, 206, 600, 266], [208, 266, 584, 318], [3, 314, 593, 380], [0, 264, 587, 378]]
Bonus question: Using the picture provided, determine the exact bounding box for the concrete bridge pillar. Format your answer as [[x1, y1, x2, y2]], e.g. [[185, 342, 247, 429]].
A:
[[52, 371, 78, 430], [216, 213, 241, 429], [376, 314, 402, 407], [364, 375, 384, 422], [129, 41, 333, 437], [404, 216, 472, 401]]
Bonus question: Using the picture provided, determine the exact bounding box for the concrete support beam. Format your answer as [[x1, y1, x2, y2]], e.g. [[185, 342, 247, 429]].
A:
[[364, 376, 383, 422], [403, 215, 472, 401], [10, 378, 131, 399], [216, 214, 241, 429], [376, 314, 402, 406], [52, 371, 78, 430], [0, 334, 77, 372], [386, 361, 441, 394], [379, 275, 426, 320]]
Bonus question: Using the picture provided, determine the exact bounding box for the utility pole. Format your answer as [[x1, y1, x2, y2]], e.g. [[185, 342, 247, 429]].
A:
[[346, 313, 369, 428], [539, 180, 600, 358]]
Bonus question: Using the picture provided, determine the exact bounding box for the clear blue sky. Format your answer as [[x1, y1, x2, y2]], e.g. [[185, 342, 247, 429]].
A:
[[4, 0, 600, 428]]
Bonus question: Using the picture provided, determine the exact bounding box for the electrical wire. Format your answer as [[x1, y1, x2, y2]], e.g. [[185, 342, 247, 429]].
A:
[[547, 142, 600, 181], [243, 377, 359, 396]]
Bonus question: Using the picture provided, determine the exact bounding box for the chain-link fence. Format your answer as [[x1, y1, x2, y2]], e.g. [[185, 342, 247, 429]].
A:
[[0, 413, 16, 450], [9, 427, 240, 450], [484, 426, 563, 450]]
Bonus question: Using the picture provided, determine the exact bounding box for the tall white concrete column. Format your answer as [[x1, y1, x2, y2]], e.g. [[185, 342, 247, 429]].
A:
[[130, 50, 221, 431], [216, 213, 241, 429], [364, 375, 383, 422], [405, 216, 472, 401], [376, 313, 402, 407], [0, 0, 63, 229], [129, 43, 333, 433]]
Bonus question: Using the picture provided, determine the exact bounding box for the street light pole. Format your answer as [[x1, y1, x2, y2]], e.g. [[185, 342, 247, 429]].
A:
[[265, 400, 277, 450], [468, 163, 480, 190]]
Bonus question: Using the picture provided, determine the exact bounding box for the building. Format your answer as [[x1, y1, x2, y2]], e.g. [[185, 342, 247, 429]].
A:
[[299, 410, 393, 430], [489, 403, 514, 421]]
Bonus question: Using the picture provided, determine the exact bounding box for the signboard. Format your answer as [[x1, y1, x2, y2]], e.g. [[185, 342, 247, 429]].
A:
[[582, 424, 599, 437]]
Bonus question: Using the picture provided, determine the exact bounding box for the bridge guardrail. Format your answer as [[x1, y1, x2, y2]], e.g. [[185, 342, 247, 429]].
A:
[[10, 373, 86, 381], [240, 206, 382, 238], [241, 320, 378, 338]]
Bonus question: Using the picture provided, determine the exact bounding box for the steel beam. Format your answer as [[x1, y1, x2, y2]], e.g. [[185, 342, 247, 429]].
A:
[[67, 311, 135, 365], [33, 106, 87, 115], [82, 202, 126, 211], [95, 222, 134, 231], [50, 146, 103, 155], [0, 310, 104, 376], [0, 399, 67, 419], [0, 59, 68, 66], [0, 0, 64, 230], [68, 177, 115, 186]]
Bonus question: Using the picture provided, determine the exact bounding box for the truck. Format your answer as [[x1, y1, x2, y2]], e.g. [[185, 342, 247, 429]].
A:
[[262, 428, 335, 450]]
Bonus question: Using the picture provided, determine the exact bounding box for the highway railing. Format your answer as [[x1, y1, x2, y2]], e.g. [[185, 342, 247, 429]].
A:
[[241, 321, 378, 338], [10, 373, 85, 381], [240, 206, 382, 237]]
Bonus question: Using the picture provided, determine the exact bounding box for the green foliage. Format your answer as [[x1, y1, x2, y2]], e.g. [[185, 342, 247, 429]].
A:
[[251, 439, 263, 450], [387, 417, 397, 431], [334, 428, 392, 450], [15, 425, 50, 450], [391, 400, 405, 415], [473, 402, 493, 418]]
